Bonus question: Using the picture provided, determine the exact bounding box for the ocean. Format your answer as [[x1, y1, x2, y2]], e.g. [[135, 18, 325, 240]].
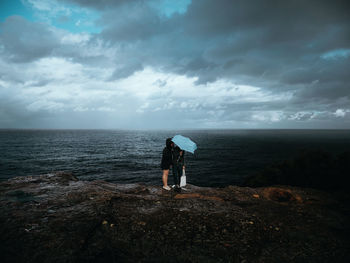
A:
[[0, 129, 349, 187]]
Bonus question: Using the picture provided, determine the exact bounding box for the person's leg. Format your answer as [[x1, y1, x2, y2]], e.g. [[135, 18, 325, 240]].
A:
[[177, 165, 183, 185], [162, 169, 169, 187], [179, 165, 184, 185], [172, 164, 178, 186]]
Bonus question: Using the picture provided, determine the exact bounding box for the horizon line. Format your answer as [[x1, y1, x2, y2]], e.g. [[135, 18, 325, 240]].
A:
[[0, 128, 349, 131]]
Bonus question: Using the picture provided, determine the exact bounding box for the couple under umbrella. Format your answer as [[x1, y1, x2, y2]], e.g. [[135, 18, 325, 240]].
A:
[[161, 135, 197, 191]]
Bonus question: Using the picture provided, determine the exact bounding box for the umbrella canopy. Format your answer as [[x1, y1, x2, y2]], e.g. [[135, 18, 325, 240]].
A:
[[172, 135, 197, 154]]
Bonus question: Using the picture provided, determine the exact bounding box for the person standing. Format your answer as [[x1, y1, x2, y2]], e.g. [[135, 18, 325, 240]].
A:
[[161, 138, 173, 190], [172, 146, 185, 190]]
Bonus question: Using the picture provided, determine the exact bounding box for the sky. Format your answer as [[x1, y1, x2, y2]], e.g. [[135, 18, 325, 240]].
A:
[[0, 0, 349, 129]]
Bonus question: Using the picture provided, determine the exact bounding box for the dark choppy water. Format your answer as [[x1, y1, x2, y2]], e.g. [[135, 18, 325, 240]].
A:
[[0, 129, 349, 187]]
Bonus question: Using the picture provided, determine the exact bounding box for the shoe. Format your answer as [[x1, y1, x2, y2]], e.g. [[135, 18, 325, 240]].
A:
[[163, 186, 171, 191]]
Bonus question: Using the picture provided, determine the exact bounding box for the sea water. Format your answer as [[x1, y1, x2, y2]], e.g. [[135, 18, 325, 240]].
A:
[[1, 129, 349, 187]]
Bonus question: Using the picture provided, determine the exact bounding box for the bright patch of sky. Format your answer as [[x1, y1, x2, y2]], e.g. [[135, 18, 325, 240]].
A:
[[321, 48, 350, 60], [0, 0, 101, 33], [334, 109, 349, 118], [0, 0, 34, 21], [150, 0, 191, 17]]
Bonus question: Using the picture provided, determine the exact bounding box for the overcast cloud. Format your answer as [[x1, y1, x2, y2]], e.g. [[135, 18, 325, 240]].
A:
[[0, 0, 349, 129]]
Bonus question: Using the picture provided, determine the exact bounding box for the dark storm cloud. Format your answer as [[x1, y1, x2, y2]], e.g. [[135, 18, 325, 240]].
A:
[[0, 16, 60, 63], [99, 3, 167, 42], [109, 61, 144, 80], [73, 0, 350, 94], [180, 0, 350, 51], [282, 58, 350, 86], [0, 15, 111, 68]]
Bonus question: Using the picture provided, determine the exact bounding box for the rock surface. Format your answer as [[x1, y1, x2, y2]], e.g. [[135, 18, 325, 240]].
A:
[[0, 172, 349, 262]]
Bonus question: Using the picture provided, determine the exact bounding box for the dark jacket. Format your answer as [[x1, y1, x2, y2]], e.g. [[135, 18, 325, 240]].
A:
[[172, 146, 185, 167], [161, 147, 172, 169], [160, 138, 173, 170]]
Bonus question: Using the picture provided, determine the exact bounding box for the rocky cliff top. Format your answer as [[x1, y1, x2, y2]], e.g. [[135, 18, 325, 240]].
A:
[[0, 172, 349, 262]]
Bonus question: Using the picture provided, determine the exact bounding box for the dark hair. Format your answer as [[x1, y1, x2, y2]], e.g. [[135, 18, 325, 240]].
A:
[[166, 138, 173, 149]]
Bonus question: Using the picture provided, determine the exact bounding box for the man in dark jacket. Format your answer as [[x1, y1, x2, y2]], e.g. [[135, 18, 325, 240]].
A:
[[172, 146, 185, 191]]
